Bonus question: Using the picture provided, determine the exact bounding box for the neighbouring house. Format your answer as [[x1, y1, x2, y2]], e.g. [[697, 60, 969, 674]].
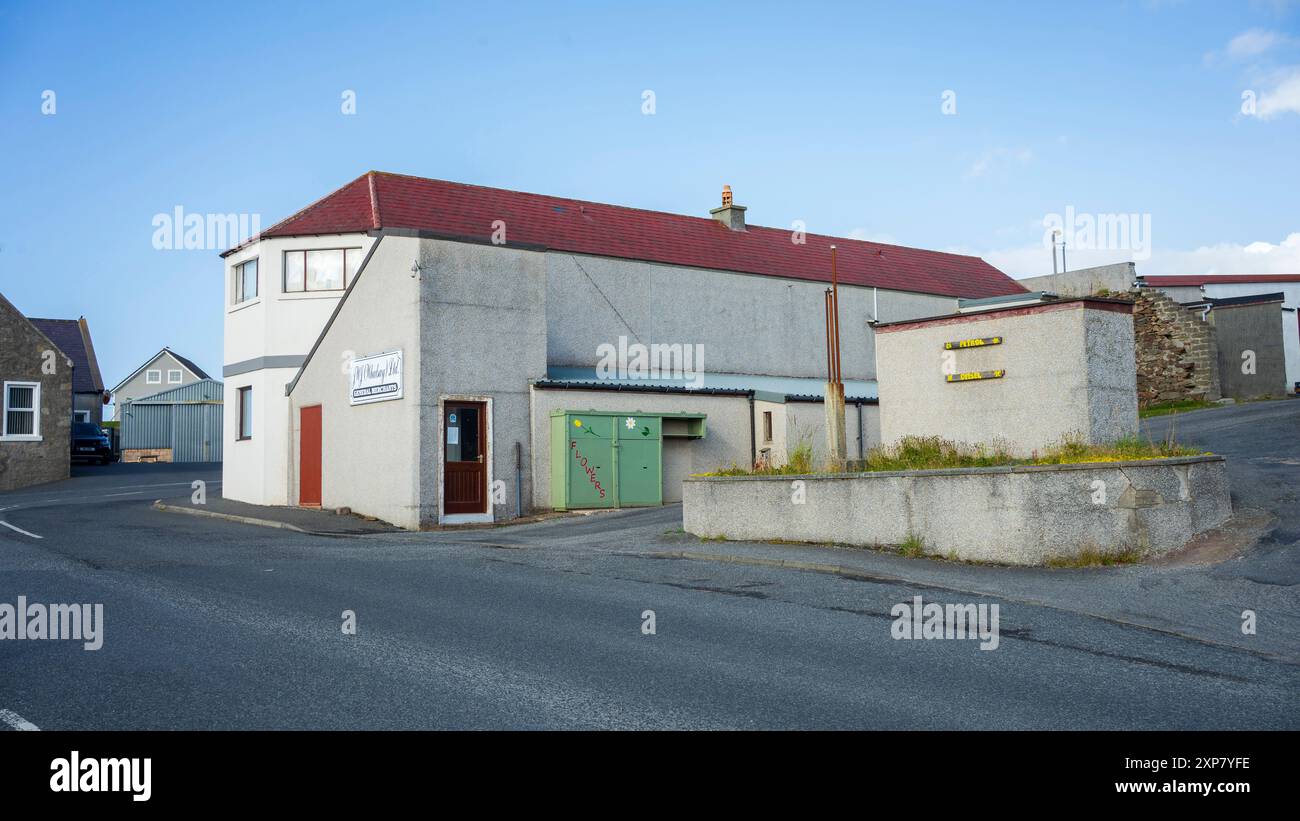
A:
[[219, 171, 1028, 528], [0, 292, 75, 491], [27, 315, 106, 425], [110, 347, 213, 420], [119, 379, 224, 463]]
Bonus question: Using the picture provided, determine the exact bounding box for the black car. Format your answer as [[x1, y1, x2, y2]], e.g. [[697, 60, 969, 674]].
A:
[[71, 422, 114, 465]]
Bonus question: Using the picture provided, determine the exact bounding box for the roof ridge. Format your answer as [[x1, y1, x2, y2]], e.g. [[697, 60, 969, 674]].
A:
[[368, 170, 381, 229], [369, 171, 985, 259]]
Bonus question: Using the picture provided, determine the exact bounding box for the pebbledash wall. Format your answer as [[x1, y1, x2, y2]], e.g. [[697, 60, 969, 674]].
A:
[[682, 456, 1231, 565], [221, 174, 1031, 527], [874, 298, 1138, 455], [286, 235, 887, 526], [239, 240, 958, 527]]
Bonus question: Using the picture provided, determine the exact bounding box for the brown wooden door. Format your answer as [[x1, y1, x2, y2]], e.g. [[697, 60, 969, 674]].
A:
[[300, 405, 322, 507], [444, 402, 486, 514]]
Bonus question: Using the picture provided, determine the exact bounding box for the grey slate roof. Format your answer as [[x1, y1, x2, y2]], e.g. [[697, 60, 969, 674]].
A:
[[27, 317, 104, 394]]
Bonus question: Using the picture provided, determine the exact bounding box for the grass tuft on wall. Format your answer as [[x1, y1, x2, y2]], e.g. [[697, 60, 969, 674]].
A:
[[699, 433, 1207, 477]]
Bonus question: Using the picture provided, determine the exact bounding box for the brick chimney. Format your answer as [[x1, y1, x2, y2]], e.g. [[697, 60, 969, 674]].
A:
[[710, 184, 746, 231]]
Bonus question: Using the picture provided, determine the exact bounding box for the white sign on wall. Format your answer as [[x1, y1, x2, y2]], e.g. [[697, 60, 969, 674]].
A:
[[350, 350, 403, 405]]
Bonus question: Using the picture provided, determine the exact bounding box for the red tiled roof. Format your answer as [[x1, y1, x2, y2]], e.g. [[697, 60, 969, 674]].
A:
[[243, 171, 1026, 299], [1143, 274, 1300, 287]]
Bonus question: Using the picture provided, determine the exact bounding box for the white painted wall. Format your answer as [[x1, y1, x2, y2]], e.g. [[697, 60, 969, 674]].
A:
[[221, 232, 375, 505], [221, 366, 299, 504]]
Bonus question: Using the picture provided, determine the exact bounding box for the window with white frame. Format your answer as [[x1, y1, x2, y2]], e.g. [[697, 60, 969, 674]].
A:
[[237, 386, 253, 440], [2, 382, 40, 439], [146, 369, 162, 384], [283, 248, 361, 293], [234, 258, 258, 303], [168, 369, 183, 384], [74, 410, 90, 423]]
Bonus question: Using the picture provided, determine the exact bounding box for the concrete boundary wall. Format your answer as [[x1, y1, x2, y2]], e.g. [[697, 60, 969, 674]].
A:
[[682, 456, 1230, 566]]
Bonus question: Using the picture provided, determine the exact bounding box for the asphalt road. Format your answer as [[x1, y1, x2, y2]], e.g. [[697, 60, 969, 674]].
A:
[[0, 404, 1296, 730]]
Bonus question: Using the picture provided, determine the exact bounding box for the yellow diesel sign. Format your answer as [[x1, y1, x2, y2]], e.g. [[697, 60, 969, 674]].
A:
[[945, 369, 1006, 383]]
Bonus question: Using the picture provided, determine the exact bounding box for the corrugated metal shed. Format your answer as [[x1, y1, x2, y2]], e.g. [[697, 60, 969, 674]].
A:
[[121, 379, 223, 462]]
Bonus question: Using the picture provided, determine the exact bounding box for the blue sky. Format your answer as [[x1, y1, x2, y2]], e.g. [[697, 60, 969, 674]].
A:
[[1, 0, 1298, 387]]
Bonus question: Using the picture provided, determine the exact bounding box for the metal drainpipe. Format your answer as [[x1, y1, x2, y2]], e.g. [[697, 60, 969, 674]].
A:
[[856, 400, 864, 460], [515, 441, 523, 518], [748, 392, 756, 468]]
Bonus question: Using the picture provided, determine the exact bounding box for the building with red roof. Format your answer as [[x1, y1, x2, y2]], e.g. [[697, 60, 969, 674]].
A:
[[221, 172, 1025, 526]]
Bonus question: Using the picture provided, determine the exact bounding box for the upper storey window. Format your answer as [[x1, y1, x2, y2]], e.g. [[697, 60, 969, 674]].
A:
[[234, 258, 258, 304], [283, 248, 362, 293]]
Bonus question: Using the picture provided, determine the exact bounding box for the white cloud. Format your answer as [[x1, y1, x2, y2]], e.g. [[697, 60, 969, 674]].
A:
[[1256, 66, 1300, 118], [1227, 28, 1286, 60], [1205, 28, 1293, 66], [962, 232, 1300, 279]]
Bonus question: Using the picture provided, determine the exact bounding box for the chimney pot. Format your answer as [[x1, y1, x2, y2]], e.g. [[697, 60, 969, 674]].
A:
[[710, 185, 746, 231]]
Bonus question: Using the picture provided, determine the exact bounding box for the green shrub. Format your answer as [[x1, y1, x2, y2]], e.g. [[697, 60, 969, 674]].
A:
[[898, 533, 926, 558]]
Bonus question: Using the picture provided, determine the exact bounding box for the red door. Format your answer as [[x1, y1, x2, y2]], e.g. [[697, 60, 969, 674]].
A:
[[443, 402, 486, 514], [300, 405, 322, 507]]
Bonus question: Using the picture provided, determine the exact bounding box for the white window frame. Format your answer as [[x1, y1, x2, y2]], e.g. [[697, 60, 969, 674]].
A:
[[234, 257, 259, 304], [237, 386, 253, 440], [167, 369, 183, 384], [74, 410, 91, 423], [146, 369, 162, 384], [2, 381, 41, 441]]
